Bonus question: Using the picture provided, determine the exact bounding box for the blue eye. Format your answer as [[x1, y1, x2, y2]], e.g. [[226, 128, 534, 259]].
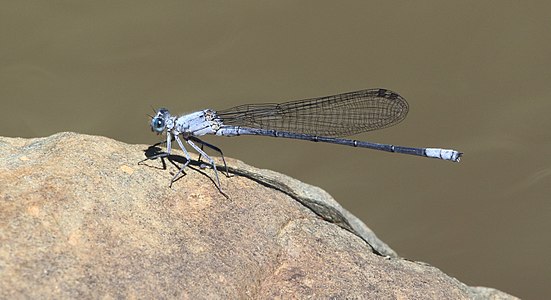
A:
[[151, 118, 165, 132]]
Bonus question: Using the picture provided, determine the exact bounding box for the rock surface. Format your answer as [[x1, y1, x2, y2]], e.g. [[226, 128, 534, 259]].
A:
[[0, 132, 517, 299]]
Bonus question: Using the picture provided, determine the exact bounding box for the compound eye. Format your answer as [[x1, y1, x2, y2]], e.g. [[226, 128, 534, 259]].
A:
[[151, 118, 165, 132]]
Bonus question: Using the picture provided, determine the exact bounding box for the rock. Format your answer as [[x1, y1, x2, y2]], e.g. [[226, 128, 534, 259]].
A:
[[0, 132, 517, 299]]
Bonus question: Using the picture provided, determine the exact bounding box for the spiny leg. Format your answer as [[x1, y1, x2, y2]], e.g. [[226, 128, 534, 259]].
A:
[[186, 139, 223, 192], [197, 143, 207, 169], [171, 135, 191, 187], [189, 136, 232, 178]]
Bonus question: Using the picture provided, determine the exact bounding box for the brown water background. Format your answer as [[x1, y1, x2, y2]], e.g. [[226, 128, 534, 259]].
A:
[[1, 2, 550, 298]]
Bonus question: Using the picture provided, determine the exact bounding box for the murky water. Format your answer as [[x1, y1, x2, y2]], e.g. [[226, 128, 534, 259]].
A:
[[2, 2, 549, 298]]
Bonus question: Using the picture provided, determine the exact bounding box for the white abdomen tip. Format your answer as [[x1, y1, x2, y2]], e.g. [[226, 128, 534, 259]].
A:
[[425, 148, 462, 162]]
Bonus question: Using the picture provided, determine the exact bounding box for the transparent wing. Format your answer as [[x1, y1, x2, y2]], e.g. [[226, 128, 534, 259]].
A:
[[216, 88, 409, 137]]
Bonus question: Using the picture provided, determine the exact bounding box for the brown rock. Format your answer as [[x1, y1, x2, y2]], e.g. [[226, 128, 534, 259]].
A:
[[0, 132, 517, 299]]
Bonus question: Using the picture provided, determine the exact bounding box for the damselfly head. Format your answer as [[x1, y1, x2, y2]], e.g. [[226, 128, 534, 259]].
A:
[[150, 108, 170, 134]]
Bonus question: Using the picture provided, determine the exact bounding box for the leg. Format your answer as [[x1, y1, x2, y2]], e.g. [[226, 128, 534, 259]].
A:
[[166, 132, 173, 153], [197, 143, 205, 165], [189, 136, 232, 178], [186, 139, 223, 192], [170, 135, 192, 187]]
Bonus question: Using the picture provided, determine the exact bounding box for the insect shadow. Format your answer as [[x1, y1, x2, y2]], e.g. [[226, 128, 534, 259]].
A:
[[138, 142, 230, 198]]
